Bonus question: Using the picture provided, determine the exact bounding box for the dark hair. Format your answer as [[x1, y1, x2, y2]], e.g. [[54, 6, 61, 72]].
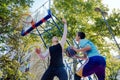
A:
[[78, 32, 86, 39]]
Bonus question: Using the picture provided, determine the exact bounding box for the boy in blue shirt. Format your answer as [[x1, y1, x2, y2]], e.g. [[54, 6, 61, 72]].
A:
[[72, 32, 106, 80]]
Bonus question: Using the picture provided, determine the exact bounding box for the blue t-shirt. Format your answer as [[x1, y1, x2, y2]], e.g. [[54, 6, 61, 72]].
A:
[[79, 39, 101, 57]]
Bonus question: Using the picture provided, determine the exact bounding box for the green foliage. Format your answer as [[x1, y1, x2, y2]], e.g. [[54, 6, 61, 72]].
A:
[[106, 55, 120, 80], [0, 0, 120, 79], [0, 0, 41, 79], [51, 0, 106, 45], [107, 9, 120, 36], [49, 0, 120, 79], [42, 20, 64, 46], [0, 0, 34, 50], [0, 55, 30, 80]]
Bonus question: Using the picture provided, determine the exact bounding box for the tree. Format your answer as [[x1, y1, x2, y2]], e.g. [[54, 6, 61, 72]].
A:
[[0, 55, 32, 79], [0, 0, 34, 51], [94, 8, 120, 53], [44, 0, 120, 79], [0, 0, 42, 79]]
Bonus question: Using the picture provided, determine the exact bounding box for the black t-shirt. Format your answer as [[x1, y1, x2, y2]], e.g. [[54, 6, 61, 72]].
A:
[[49, 43, 64, 67]]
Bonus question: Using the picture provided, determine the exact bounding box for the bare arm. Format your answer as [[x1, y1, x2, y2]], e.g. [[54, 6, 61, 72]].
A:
[[60, 19, 67, 48], [35, 48, 49, 59], [72, 46, 91, 59], [74, 55, 87, 60], [72, 45, 91, 53]]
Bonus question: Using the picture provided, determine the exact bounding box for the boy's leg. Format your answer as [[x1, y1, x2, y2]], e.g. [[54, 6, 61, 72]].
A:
[[95, 66, 106, 80], [75, 59, 89, 80], [74, 73, 81, 80], [56, 67, 68, 80], [82, 57, 98, 77], [41, 67, 55, 80], [95, 56, 106, 80]]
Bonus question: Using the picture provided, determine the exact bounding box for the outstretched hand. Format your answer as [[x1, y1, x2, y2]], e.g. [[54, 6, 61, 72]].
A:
[[35, 48, 41, 54], [62, 18, 67, 24], [72, 46, 78, 52]]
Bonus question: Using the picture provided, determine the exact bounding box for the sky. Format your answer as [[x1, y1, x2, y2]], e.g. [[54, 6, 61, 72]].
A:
[[30, 0, 120, 13], [30, 0, 48, 13], [102, 0, 120, 9], [102, 0, 120, 13]]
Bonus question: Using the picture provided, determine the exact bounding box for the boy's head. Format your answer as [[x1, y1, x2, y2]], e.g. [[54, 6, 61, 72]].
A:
[[76, 32, 86, 41], [52, 36, 59, 43]]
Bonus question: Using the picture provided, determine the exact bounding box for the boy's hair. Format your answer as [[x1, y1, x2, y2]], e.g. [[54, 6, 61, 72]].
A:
[[78, 32, 86, 39]]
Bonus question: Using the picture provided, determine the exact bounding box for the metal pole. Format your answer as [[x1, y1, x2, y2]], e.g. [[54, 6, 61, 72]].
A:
[[36, 28, 48, 48], [95, 8, 120, 51], [100, 11, 120, 50]]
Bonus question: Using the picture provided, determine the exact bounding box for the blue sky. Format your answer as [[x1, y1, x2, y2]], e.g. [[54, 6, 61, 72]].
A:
[[102, 0, 120, 13], [30, 0, 120, 13], [103, 0, 120, 9], [30, 0, 48, 12]]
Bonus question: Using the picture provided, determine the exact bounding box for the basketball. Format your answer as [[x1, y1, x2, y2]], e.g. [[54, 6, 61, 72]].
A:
[[65, 46, 77, 57]]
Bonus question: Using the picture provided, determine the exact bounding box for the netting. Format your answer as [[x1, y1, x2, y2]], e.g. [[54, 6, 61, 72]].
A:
[[32, 1, 50, 23], [21, 1, 51, 36]]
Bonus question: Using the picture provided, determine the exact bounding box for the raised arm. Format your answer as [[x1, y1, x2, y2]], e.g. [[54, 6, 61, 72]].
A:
[[60, 19, 67, 48], [35, 48, 49, 59]]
